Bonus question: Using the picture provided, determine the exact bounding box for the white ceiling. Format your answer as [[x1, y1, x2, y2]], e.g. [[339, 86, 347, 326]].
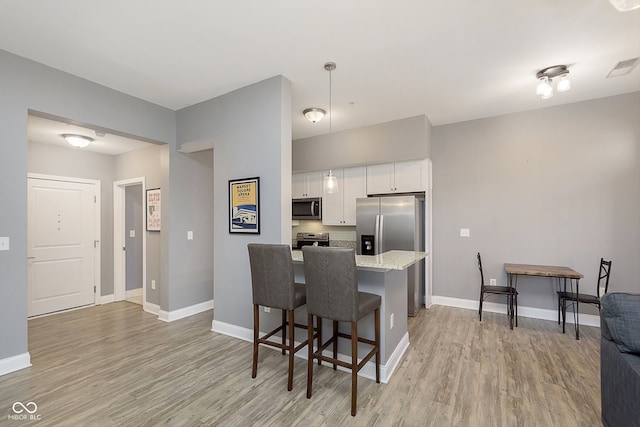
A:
[[3, 0, 639, 153]]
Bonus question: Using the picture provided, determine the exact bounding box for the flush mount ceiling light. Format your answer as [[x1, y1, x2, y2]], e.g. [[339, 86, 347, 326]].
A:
[[535, 65, 570, 100], [608, 0, 640, 11], [303, 108, 326, 123], [62, 134, 93, 148], [323, 62, 338, 194]]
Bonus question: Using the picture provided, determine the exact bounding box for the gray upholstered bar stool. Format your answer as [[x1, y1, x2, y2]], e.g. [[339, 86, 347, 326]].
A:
[[247, 243, 309, 391], [302, 246, 381, 416]]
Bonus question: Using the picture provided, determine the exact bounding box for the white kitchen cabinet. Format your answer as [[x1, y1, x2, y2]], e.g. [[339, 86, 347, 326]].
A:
[[292, 171, 323, 199], [322, 166, 366, 225], [366, 159, 426, 194]]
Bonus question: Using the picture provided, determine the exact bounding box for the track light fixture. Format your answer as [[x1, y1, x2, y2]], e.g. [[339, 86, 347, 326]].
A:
[[535, 65, 571, 100]]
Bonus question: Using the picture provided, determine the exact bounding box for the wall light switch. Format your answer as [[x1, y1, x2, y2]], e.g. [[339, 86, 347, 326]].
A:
[[129, 230, 135, 238], [460, 228, 470, 237], [490, 278, 497, 286], [390, 313, 394, 329], [151, 279, 156, 290], [0, 237, 9, 251], [187, 230, 193, 240]]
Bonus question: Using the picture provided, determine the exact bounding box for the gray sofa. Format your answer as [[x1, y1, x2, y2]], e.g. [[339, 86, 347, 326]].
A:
[[600, 292, 640, 427]]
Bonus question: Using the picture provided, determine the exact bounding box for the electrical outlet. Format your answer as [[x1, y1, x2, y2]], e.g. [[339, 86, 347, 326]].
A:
[[460, 228, 470, 237], [390, 313, 394, 329], [151, 280, 156, 290], [0, 237, 9, 251], [490, 278, 496, 286], [187, 230, 193, 240], [264, 307, 271, 313]]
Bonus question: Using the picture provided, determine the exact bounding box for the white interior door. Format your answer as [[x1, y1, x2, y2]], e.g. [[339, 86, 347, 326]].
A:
[[28, 177, 97, 317]]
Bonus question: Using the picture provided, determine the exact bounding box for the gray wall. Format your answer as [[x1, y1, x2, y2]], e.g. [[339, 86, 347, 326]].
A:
[[177, 75, 292, 329], [27, 142, 117, 295], [115, 143, 168, 305], [125, 184, 143, 292], [28, 140, 168, 302], [293, 114, 431, 172], [164, 149, 214, 311], [432, 92, 640, 312], [0, 49, 175, 361]]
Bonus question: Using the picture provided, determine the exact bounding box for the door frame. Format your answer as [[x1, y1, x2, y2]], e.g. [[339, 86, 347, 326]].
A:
[[113, 177, 147, 310], [27, 173, 101, 309]]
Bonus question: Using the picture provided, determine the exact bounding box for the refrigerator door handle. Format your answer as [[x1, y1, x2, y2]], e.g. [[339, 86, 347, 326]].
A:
[[377, 214, 384, 254], [374, 214, 381, 254]]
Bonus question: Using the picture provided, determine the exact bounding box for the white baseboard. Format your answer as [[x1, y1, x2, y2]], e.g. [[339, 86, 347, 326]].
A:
[[99, 294, 115, 305], [212, 319, 253, 342], [382, 333, 410, 381], [159, 300, 214, 322], [431, 296, 601, 327], [144, 302, 160, 316], [0, 353, 31, 377], [211, 319, 403, 384], [125, 288, 142, 299]]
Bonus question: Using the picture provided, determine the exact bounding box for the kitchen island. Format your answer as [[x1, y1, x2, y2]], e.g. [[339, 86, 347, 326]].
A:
[[292, 249, 427, 383]]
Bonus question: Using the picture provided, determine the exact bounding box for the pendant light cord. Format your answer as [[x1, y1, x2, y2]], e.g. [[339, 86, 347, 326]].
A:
[[326, 62, 335, 175], [323, 62, 337, 193], [329, 66, 332, 173], [329, 66, 332, 134]]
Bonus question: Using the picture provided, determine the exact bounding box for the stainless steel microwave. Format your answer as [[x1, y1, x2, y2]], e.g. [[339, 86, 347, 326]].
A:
[[292, 198, 322, 220]]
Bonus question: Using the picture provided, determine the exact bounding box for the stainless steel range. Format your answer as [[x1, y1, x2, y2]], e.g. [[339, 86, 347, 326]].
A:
[[295, 232, 330, 249]]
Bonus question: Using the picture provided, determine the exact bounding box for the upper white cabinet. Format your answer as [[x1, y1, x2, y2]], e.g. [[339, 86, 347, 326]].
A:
[[292, 171, 323, 199], [366, 159, 427, 194], [322, 166, 367, 226]]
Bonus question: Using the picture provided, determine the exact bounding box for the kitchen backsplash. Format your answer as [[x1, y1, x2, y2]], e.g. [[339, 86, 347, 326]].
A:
[[292, 220, 356, 249]]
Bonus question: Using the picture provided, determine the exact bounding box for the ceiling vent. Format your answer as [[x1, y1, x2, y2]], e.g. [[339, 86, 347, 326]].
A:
[[606, 58, 640, 78]]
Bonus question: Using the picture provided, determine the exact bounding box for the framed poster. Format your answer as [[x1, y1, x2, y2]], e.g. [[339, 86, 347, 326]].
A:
[[229, 177, 260, 234], [146, 188, 161, 231]]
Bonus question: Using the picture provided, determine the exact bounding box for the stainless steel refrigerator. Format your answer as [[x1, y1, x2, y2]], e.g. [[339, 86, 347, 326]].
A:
[[356, 195, 425, 316]]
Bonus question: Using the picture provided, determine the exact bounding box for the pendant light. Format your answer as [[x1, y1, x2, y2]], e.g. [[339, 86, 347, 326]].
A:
[[324, 62, 338, 194]]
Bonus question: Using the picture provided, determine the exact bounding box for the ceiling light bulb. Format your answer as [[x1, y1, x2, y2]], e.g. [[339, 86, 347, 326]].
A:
[[608, 0, 640, 11], [541, 84, 554, 99], [62, 134, 93, 148], [557, 74, 571, 92], [536, 77, 551, 95], [303, 108, 326, 123]]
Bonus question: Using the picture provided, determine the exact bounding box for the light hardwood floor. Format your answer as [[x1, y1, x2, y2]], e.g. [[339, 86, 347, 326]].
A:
[[0, 302, 601, 426]]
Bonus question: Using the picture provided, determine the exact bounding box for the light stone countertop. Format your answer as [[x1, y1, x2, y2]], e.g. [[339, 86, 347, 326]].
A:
[[292, 249, 427, 272]]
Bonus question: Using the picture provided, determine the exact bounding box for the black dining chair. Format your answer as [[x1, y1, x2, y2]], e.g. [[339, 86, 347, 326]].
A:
[[478, 252, 518, 328], [558, 257, 611, 333], [247, 243, 314, 391]]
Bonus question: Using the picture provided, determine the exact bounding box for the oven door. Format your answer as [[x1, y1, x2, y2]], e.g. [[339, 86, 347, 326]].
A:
[[292, 198, 321, 220]]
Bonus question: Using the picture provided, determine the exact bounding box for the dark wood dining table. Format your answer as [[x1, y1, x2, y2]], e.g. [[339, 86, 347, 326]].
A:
[[504, 263, 584, 339]]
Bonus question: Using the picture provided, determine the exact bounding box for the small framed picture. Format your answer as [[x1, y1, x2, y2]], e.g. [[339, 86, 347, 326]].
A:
[[229, 177, 260, 234], [146, 188, 161, 231]]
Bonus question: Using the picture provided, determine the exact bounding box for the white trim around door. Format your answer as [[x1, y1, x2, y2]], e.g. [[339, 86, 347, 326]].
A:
[[113, 177, 147, 311]]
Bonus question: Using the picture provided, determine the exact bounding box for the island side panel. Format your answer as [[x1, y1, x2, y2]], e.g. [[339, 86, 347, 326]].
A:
[[293, 263, 409, 366], [358, 269, 408, 364]]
